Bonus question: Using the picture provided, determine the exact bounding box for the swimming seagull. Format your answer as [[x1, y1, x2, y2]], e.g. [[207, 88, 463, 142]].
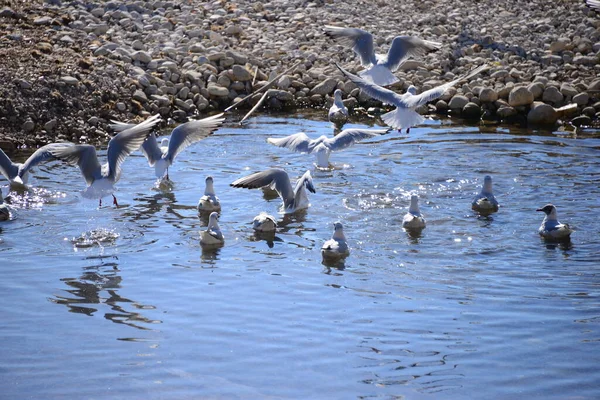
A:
[[230, 168, 315, 214], [111, 113, 225, 180], [0, 143, 75, 187], [197, 176, 221, 212], [402, 195, 426, 229], [325, 26, 441, 86], [321, 221, 350, 261], [537, 204, 573, 241], [50, 114, 161, 207], [267, 128, 389, 169], [200, 211, 225, 246], [328, 89, 349, 126], [0, 188, 10, 221], [252, 212, 277, 232], [472, 175, 499, 216], [336, 63, 488, 132]]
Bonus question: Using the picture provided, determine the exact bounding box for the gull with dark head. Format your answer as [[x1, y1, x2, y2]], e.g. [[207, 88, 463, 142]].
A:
[[328, 89, 349, 126], [267, 128, 389, 169], [325, 26, 441, 86], [50, 114, 161, 207], [111, 113, 225, 180], [1, 143, 75, 187], [402, 195, 426, 230], [336, 63, 488, 132], [472, 175, 499, 216], [321, 221, 350, 261], [537, 204, 573, 241], [200, 211, 224, 246], [230, 168, 315, 214], [197, 176, 221, 212]]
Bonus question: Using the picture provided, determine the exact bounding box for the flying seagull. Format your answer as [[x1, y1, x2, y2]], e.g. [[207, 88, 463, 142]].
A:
[[0, 143, 75, 187]]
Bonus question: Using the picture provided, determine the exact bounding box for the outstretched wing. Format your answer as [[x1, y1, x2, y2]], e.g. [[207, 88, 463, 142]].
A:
[[267, 132, 319, 154], [402, 64, 489, 108], [49, 144, 101, 185], [383, 36, 441, 71], [230, 168, 295, 202], [106, 114, 161, 181], [324, 26, 377, 66], [140, 133, 164, 166], [325, 128, 389, 152], [0, 147, 19, 181], [18, 142, 75, 178], [336, 63, 404, 106], [164, 113, 225, 164]]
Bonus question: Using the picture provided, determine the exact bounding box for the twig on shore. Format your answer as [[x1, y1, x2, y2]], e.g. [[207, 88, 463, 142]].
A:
[[239, 89, 278, 125]]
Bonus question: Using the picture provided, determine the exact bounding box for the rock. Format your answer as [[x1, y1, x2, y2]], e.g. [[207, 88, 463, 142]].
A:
[[310, 78, 337, 96], [527, 82, 544, 100], [207, 85, 229, 97], [508, 87, 533, 107], [542, 86, 564, 104], [570, 115, 592, 127], [131, 51, 152, 64], [478, 88, 498, 103], [232, 65, 253, 81], [435, 100, 448, 112], [133, 90, 148, 102], [582, 106, 596, 117], [550, 38, 570, 53], [588, 79, 600, 92], [115, 102, 126, 112], [497, 106, 517, 118], [61, 76, 78, 85], [33, 16, 52, 25], [490, 69, 509, 79], [22, 120, 35, 133], [573, 55, 598, 65], [462, 102, 481, 119], [448, 95, 469, 109], [527, 102, 557, 125], [572, 93, 589, 106], [559, 83, 578, 97]]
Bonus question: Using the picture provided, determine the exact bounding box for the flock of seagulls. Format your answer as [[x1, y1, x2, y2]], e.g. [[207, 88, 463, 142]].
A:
[[0, 25, 575, 262]]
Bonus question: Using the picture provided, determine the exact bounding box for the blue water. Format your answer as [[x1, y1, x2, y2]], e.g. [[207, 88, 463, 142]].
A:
[[1, 113, 599, 399]]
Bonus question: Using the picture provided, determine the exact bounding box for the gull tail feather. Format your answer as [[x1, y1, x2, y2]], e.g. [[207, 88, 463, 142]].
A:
[[381, 108, 424, 130], [358, 65, 399, 86]]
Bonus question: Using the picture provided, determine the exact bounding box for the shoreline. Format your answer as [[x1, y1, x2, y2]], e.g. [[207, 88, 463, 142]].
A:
[[1, 0, 598, 151]]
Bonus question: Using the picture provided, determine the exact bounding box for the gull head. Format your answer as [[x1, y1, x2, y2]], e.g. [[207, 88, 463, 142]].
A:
[[407, 85, 418, 95], [333, 89, 343, 100], [409, 194, 420, 213], [483, 175, 493, 192], [332, 221, 346, 240], [305, 177, 316, 194], [536, 204, 557, 216], [160, 138, 169, 148]]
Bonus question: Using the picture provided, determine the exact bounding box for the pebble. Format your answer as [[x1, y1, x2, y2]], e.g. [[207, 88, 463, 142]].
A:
[[542, 86, 564, 104], [448, 95, 469, 110], [508, 87, 533, 107], [527, 102, 557, 125]]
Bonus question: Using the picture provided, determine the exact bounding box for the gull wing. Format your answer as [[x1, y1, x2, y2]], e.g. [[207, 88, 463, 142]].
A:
[[106, 114, 161, 181], [18, 143, 75, 178], [267, 132, 317, 154], [108, 120, 136, 132], [140, 133, 164, 166], [402, 64, 489, 109], [383, 36, 442, 71], [336, 63, 404, 106], [324, 26, 377, 66], [164, 113, 225, 164], [0, 147, 19, 181], [230, 168, 295, 202], [49, 144, 101, 185], [325, 128, 389, 152]]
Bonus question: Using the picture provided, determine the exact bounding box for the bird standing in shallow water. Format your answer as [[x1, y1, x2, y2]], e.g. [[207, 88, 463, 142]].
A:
[[321, 221, 350, 261], [472, 175, 499, 216], [537, 204, 573, 241], [402, 195, 426, 230], [197, 176, 221, 212], [328, 89, 349, 127], [200, 211, 225, 246]]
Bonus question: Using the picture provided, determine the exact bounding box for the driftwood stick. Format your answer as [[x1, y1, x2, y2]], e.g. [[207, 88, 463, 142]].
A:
[[239, 89, 277, 125], [224, 61, 302, 113]]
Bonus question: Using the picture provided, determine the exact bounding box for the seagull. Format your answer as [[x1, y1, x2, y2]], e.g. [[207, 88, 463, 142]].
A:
[[328, 89, 349, 126], [336, 63, 488, 132], [537, 204, 573, 241], [197, 176, 221, 212], [267, 128, 389, 169], [252, 212, 277, 232], [230, 168, 315, 214], [402, 195, 426, 229], [325, 26, 441, 86], [111, 113, 225, 180], [0, 188, 10, 221], [587, 0, 600, 11], [0, 143, 75, 187], [472, 175, 499, 216], [200, 211, 225, 246], [321, 221, 350, 261], [49, 114, 161, 207]]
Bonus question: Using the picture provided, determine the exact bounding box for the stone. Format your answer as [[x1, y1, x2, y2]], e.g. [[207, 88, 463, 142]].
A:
[[131, 51, 152, 64], [44, 119, 57, 133], [309, 78, 337, 96], [572, 93, 589, 106], [588, 79, 600, 92], [61, 76, 78, 85], [116, 102, 127, 111], [508, 87, 533, 107], [462, 102, 481, 118], [497, 106, 517, 118], [527, 102, 557, 125], [527, 82, 544, 100], [478, 88, 498, 103], [133, 90, 148, 102], [542, 86, 563, 104], [435, 100, 448, 112], [232, 65, 253, 81], [34, 16, 52, 25], [448, 95, 469, 109], [570, 115, 592, 127], [22, 120, 35, 132], [207, 84, 229, 97], [559, 83, 578, 97]]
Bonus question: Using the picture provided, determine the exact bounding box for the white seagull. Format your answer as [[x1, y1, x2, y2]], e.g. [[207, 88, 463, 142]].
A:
[[336, 63, 488, 132], [252, 212, 277, 232], [321, 221, 350, 261], [537, 204, 573, 241], [111, 113, 225, 180], [587, 0, 600, 11], [230, 169, 315, 214], [267, 128, 389, 169], [50, 114, 161, 207], [200, 211, 225, 246], [402, 195, 426, 229], [197, 176, 221, 212], [0, 188, 10, 221], [325, 26, 441, 86], [472, 175, 499, 216], [328, 89, 349, 126], [0, 143, 75, 187]]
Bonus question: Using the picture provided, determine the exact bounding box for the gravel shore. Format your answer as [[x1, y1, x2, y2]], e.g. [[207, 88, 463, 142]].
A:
[[1, 0, 599, 151]]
